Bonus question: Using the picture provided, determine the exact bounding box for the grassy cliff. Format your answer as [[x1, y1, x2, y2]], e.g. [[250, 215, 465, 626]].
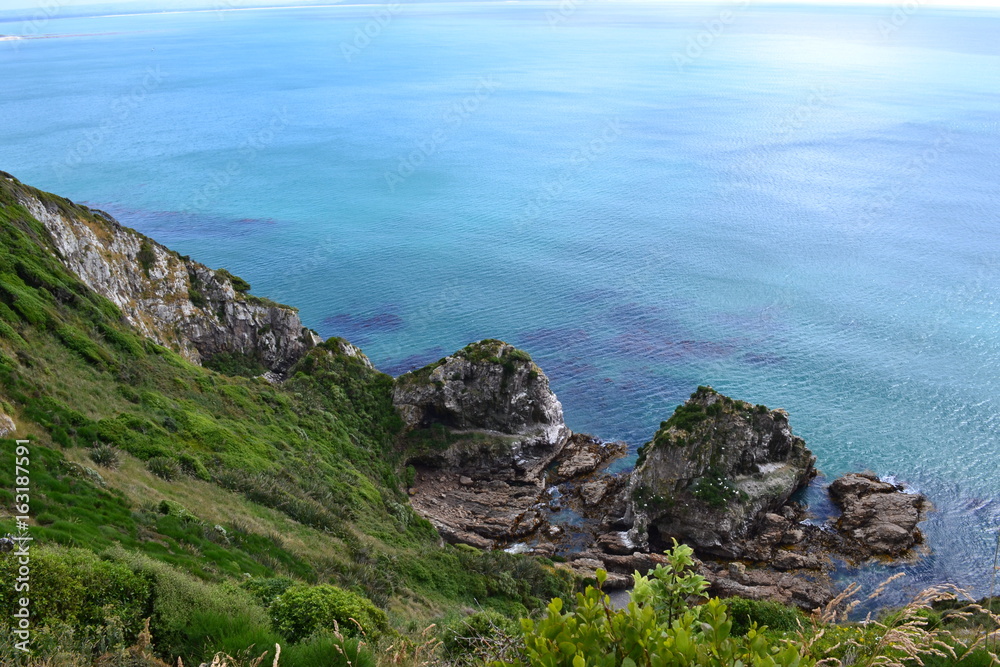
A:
[[0, 175, 571, 664]]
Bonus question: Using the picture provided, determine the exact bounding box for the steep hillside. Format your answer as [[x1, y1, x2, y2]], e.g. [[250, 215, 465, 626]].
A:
[[0, 174, 572, 664]]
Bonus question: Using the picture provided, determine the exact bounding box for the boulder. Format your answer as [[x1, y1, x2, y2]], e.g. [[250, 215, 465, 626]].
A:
[[551, 435, 628, 483], [0, 412, 15, 438], [394, 340, 571, 483], [557, 557, 631, 589], [626, 387, 816, 558], [829, 473, 929, 557]]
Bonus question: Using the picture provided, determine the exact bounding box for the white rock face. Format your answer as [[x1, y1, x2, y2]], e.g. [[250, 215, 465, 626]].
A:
[[0, 413, 15, 438], [19, 192, 319, 373]]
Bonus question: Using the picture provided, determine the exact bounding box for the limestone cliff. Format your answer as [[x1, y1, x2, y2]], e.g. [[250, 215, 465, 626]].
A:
[[4, 172, 319, 373], [627, 386, 816, 558]]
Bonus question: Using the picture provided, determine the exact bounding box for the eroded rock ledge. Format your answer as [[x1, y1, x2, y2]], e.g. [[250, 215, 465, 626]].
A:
[[6, 173, 319, 374], [394, 349, 930, 610]]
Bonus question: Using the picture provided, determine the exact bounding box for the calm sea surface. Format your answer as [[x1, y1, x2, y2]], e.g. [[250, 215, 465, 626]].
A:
[[2, 1, 999, 602]]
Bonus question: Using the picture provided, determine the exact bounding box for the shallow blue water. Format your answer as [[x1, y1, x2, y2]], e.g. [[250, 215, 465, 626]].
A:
[[2, 1, 999, 601]]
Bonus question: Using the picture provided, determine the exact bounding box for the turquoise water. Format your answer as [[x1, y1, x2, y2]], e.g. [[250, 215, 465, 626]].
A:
[[2, 1, 999, 601]]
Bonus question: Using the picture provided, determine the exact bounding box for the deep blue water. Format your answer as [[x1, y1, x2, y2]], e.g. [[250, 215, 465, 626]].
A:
[[2, 1, 999, 602]]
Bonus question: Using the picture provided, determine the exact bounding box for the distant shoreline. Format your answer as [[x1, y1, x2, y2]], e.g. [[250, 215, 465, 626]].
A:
[[1, 0, 998, 26]]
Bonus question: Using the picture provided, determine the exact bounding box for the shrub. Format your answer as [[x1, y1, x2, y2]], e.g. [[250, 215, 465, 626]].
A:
[[269, 584, 389, 643], [56, 324, 112, 368], [136, 240, 156, 274], [441, 610, 521, 661], [242, 577, 295, 608], [89, 443, 121, 469], [726, 596, 803, 635], [501, 542, 814, 667], [0, 546, 152, 637], [217, 268, 251, 294], [147, 456, 181, 481], [176, 452, 210, 480], [203, 351, 267, 378], [506, 348, 532, 363], [282, 631, 377, 667], [104, 546, 272, 660], [663, 401, 707, 433], [157, 499, 198, 521], [188, 289, 207, 308]]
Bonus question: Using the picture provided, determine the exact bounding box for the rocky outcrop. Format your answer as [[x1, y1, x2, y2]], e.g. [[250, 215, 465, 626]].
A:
[[0, 412, 15, 437], [395, 340, 630, 548], [702, 560, 833, 611], [8, 174, 319, 374], [626, 386, 816, 558], [395, 341, 568, 444], [552, 435, 628, 483], [829, 473, 929, 558], [394, 340, 571, 484]]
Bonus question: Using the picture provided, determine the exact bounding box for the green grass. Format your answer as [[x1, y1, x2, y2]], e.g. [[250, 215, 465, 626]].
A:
[[0, 173, 581, 662]]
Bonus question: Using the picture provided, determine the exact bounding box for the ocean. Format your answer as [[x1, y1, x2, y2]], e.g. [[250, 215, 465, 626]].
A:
[[2, 0, 999, 602]]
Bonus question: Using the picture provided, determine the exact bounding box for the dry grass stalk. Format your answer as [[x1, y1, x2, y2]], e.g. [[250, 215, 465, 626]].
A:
[[805, 574, 1000, 667], [380, 624, 444, 667]]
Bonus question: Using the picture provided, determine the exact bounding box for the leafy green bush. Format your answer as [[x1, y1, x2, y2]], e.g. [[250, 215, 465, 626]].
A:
[[203, 351, 267, 378], [507, 348, 532, 363], [726, 597, 804, 636], [105, 546, 272, 660], [269, 584, 389, 643], [188, 288, 207, 308], [56, 324, 113, 368], [242, 576, 295, 608], [663, 401, 708, 433], [500, 542, 814, 667], [217, 268, 252, 294], [176, 452, 211, 480], [0, 546, 152, 637], [136, 240, 156, 276]]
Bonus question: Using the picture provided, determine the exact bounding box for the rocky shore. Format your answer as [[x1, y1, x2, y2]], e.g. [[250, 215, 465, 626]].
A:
[[8, 170, 928, 612], [394, 342, 930, 610]]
